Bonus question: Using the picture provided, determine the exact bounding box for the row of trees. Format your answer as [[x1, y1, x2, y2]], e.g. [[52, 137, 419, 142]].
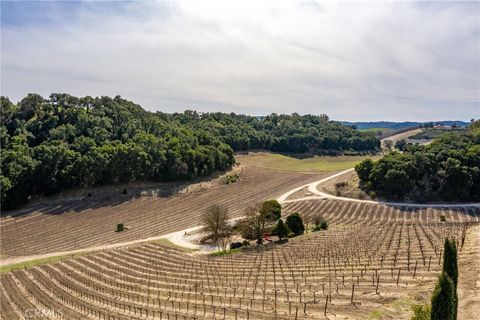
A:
[[355, 121, 480, 202], [171, 112, 380, 153], [1, 93, 379, 209]]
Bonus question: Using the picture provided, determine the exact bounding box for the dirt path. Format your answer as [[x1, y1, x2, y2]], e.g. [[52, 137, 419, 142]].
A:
[[458, 225, 480, 320], [0, 227, 199, 267], [381, 128, 423, 149], [279, 169, 480, 208], [1, 214, 254, 266]]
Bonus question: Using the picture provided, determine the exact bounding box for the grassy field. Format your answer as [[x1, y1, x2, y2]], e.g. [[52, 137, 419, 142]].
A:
[[236, 152, 379, 172], [358, 127, 393, 135]]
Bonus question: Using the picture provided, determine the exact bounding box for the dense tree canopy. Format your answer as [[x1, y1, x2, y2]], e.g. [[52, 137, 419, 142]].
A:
[[285, 213, 305, 236], [355, 121, 480, 202], [1, 93, 379, 209], [160, 111, 379, 153]]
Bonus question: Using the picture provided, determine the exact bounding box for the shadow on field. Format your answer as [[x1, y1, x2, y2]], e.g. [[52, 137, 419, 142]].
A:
[[1, 168, 234, 218]]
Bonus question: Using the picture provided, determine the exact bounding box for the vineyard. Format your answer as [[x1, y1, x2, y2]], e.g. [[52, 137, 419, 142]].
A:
[[282, 199, 480, 225], [1, 164, 479, 319], [1, 198, 479, 319], [0, 167, 329, 257]]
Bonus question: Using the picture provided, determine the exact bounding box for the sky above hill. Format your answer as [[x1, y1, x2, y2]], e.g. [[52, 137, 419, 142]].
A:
[[1, 0, 479, 121]]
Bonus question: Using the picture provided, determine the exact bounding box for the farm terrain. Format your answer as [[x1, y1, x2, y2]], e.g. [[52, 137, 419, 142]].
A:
[[0, 165, 331, 259], [1, 153, 479, 320], [236, 152, 379, 173]]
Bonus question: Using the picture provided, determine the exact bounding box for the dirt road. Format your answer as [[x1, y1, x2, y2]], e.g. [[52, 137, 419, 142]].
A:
[[279, 168, 480, 208]]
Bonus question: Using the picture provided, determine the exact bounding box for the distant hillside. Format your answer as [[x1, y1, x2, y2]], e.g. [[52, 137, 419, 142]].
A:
[[341, 121, 470, 130], [355, 120, 480, 202]]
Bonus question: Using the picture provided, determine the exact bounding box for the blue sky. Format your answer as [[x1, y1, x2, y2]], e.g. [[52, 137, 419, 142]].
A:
[[1, 0, 479, 121]]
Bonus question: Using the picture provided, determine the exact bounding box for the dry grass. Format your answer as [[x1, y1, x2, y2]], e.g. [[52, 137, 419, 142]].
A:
[[318, 170, 373, 200], [236, 152, 379, 173]]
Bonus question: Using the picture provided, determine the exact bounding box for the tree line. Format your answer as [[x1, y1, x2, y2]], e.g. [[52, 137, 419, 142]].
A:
[[166, 111, 380, 153], [1, 93, 379, 209], [355, 121, 480, 202]]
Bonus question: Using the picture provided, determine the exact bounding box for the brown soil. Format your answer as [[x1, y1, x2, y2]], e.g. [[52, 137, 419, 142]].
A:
[[458, 225, 480, 320], [1, 216, 477, 320], [0, 166, 330, 258]]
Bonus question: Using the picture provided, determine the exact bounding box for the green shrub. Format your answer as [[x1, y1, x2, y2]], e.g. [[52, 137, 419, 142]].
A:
[[443, 239, 458, 288], [116, 223, 125, 232], [320, 220, 329, 230], [443, 238, 458, 319], [260, 199, 282, 221], [223, 173, 240, 184], [431, 272, 455, 320], [410, 305, 431, 320], [286, 213, 305, 236], [272, 219, 289, 240]]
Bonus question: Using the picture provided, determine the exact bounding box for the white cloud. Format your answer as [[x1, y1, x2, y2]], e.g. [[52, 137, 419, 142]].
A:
[[1, 0, 479, 121]]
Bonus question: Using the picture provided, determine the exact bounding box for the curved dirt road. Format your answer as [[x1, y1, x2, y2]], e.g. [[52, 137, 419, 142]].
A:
[[277, 168, 480, 208]]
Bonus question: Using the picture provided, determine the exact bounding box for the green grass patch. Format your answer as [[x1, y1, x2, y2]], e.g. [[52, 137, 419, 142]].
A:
[[366, 309, 384, 319], [0, 252, 87, 274], [211, 248, 243, 257], [359, 127, 393, 135], [389, 297, 415, 310], [237, 153, 379, 172]]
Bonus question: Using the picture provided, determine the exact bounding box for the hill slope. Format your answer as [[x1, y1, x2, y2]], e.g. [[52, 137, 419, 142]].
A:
[[1, 93, 379, 209]]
